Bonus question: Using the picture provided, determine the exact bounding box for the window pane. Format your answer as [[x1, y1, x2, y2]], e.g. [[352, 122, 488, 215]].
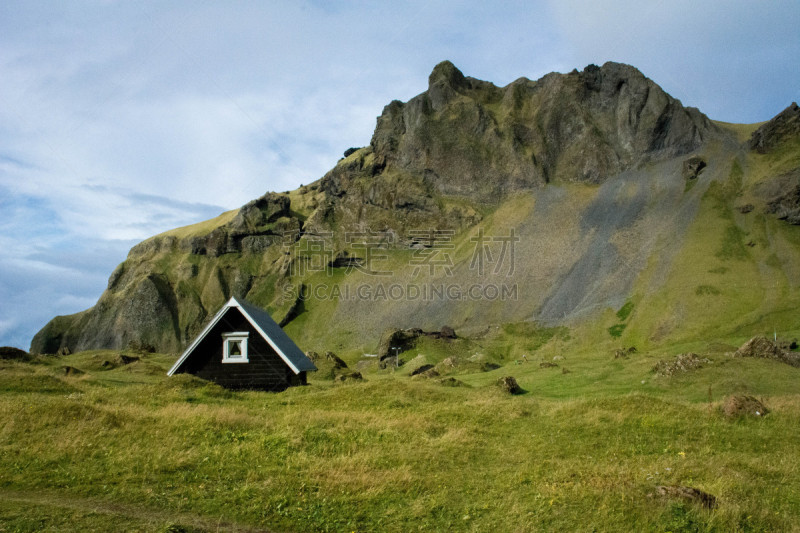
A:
[[230, 341, 241, 356]]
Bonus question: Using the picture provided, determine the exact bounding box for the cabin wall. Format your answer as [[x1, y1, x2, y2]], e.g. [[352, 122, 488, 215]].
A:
[[178, 308, 298, 391]]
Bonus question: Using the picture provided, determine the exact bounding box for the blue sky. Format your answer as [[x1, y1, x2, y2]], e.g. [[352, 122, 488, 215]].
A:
[[1, 0, 798, 349]]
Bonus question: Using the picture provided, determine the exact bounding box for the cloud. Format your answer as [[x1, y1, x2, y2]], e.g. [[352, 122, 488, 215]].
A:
[[0, 0, 797, 348], [546, 0, 800, 122], [0, 319, 14, 340], [0, 233, 134, 351]]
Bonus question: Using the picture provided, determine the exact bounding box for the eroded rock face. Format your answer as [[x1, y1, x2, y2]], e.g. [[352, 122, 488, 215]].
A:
[[230, 193, 291, 232], [188, 194, 298, 257], [682, 156, 707, 180], [762, 170, 800, 224], [370, 61, 719, 200], [751, 104, 800, 224], [748, 102, 800, 153], [126, 193, 299, 260]]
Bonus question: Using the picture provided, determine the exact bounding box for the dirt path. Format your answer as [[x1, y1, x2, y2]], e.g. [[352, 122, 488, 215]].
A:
[[0, 488, 274, 532]]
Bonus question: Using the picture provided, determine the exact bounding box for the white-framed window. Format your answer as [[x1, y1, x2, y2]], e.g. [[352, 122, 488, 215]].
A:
[[222, 332, 249, 363]]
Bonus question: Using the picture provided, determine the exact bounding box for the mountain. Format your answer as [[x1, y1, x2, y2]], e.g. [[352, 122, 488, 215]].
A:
[[30, 62, 800, 356]]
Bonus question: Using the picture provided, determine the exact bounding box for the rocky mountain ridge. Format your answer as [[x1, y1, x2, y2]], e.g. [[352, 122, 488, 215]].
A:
[[30, 62, 800, 356], [368, 61, 717, 199]]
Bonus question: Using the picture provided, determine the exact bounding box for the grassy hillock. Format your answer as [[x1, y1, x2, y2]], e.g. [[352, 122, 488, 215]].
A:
[[2, 335, 800, 532]]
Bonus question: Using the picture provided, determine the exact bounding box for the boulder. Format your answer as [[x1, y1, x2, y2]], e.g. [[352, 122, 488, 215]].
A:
[[307, 351, 347, 368], [497, 376, 523, 394], [410, 364, 435, 376], [418, 368, 440, 379], [335, 371, 363, 383], [682, 156, 706, 180], [376, 328, 422, 358]]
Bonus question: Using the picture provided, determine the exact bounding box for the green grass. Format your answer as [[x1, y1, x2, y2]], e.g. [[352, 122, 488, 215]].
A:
[[695, 285, 722, 296], [2, 342, 800, 532], [608, 323, 627, 338], [156, 209, 239, 240], [711, 121, 765, 144], [616, 301, 635, 322]]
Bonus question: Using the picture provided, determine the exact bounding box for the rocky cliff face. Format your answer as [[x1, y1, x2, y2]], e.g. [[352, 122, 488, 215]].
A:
[[369, 61, 718, 199], [30, 62, 800, 355], [748, 102, 800, 154]]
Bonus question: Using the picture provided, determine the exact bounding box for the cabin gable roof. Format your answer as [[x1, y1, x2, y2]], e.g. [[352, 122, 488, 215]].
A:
[[167, 296, 315, 376]]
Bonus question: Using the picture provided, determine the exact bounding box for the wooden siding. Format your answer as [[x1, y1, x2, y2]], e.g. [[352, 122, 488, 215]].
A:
[[176, 308, 305, 391]]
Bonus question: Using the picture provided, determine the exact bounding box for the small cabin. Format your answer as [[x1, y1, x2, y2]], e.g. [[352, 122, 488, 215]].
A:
[[167, 296, 316, 391]]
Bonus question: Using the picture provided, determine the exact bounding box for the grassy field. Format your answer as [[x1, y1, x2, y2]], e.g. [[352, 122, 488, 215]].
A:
[[2, 335, 800, 532]]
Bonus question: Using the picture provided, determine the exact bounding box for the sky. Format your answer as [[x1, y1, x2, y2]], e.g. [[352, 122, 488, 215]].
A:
[[1, 0, 798, 350]]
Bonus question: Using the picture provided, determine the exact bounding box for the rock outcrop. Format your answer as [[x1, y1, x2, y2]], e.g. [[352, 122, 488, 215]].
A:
[[748, 102, 800, 153], [496, 376, 523, 395], [652, 353, 711, 377], [369, 61, 718, 200], [732, 336, 800, 367], [759, 169, 800, 225]]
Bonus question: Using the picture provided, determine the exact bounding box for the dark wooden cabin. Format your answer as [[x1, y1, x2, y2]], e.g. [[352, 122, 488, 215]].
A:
[[167, 297, 316, 391]]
